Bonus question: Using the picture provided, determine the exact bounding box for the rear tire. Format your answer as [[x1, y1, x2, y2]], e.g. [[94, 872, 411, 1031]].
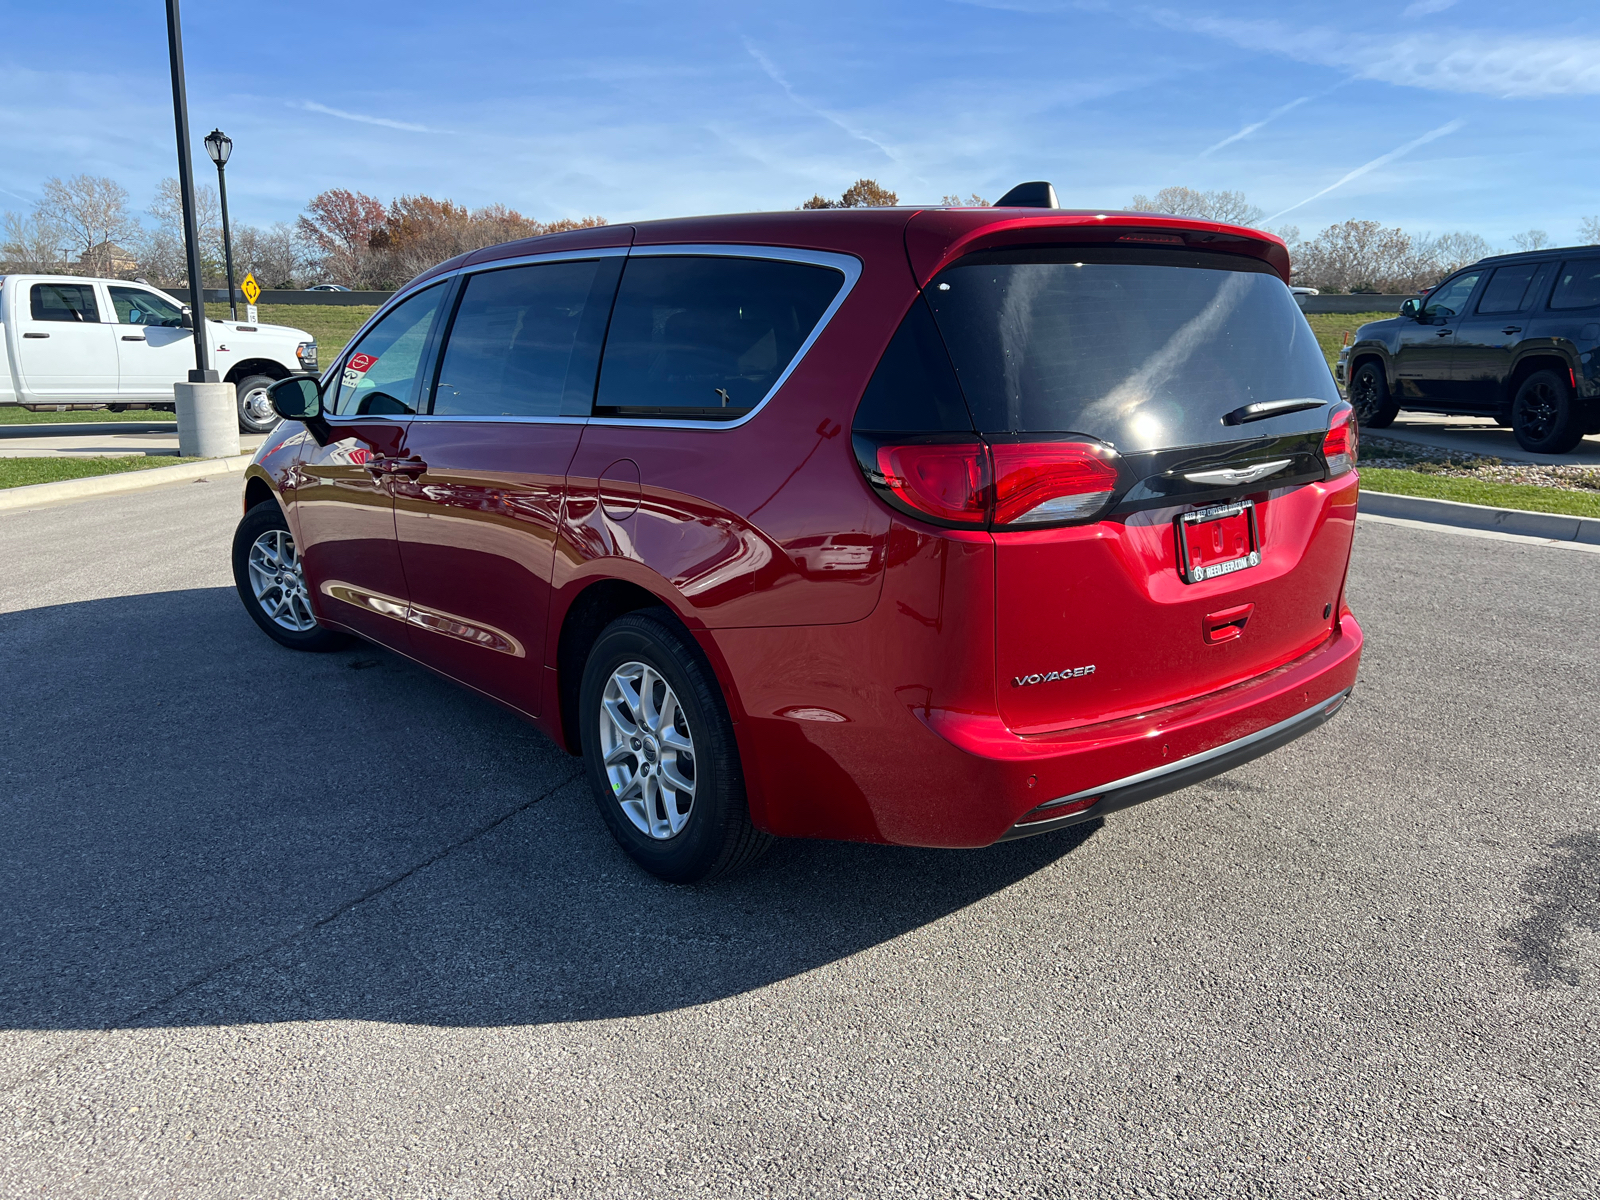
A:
[[235, 373, 282, 435], [232, 500, 350, 652], [579, 610, 772, 883], [1511, 369, 1584, 454], [1349, 361, 1399, 429]]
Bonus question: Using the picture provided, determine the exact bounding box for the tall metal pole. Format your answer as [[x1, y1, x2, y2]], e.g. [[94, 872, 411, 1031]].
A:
[[164, 0, 215, 381], [215, 159, 237, 320]]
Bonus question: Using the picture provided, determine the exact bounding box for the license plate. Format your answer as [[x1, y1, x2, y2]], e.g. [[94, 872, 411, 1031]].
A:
[[1176, 500, 1261, 584]]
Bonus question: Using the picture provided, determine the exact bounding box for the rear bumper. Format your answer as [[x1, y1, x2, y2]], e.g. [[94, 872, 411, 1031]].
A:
[[998, 687, 1349, 840]]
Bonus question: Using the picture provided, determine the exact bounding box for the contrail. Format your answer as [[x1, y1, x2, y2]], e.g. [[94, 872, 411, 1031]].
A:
[[742, 38, 895, 160], [1201, 95, 1311, 157], [1265, 119, 1464, 222]]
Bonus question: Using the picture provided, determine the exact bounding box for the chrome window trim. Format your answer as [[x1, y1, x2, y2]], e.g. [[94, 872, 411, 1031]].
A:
[[326, 243, 863, 431]]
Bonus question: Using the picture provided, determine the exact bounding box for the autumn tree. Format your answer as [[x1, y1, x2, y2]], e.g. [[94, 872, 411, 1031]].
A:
[[296, 188, 388, 286], [801, 178, 899, 209], [360, 194, 607, 287]]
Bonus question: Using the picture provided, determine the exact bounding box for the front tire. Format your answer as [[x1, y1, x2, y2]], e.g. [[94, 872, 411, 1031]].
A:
[[579, 610, 772, 883], [1349, 361, 1399, 429], [231, 500, 350, 652], [235, 373, 282, 435], [1511, 369, 1585, 454]]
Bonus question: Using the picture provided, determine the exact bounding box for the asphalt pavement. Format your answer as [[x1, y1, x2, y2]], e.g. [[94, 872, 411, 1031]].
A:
[[1, 480, 1597, 1198]]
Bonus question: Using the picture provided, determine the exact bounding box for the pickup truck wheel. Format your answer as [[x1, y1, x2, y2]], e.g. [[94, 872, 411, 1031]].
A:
[[231, 500, 350, 652], [235, 374, 282, 434], [1349, 361, 1399, 429], [1512, 369, 1585, 454], [579, 610, 773, 883]]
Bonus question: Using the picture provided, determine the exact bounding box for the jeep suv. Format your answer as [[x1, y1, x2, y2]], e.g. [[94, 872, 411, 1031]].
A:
[[233, 189, 1363, 881], [1336, 248, 1600, 453]]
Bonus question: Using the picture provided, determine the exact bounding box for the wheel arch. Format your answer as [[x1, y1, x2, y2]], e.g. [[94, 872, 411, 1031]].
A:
[[242, 471, 276, 514], [1503, 352, 1574, 404], [224, 358, 290, 387], [1348, 349, 1390, 387]]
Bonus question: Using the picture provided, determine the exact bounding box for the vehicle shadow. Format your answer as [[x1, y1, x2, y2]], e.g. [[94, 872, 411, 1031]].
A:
[[0, 587, 1095, 1032]]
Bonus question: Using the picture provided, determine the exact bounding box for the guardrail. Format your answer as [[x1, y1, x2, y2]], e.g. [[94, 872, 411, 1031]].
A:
[[166, 288, 394, 307], [1297, 294, 1410, 314]]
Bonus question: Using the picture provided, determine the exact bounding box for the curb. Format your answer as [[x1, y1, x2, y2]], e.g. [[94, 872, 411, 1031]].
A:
[[1359, 488, 1600, 545], [0, 454, 253, 512]]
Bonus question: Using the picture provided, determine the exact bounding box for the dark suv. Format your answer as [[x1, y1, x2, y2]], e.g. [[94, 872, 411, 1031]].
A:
[[1336, 248, 1600, 453], [234, 193, 1363, 882]]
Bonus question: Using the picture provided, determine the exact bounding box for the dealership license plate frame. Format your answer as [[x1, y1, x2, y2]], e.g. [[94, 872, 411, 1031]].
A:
[[1175, 499, 1261, 585]]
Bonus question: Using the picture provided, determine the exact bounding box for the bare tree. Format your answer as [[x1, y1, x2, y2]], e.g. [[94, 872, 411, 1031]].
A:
[[1, 210, 67, 271], [940, 193, 990, 207], [1582, 216, 1600, 245], [35, 175, 137, 273], [138, 177, 225, 284], [231, 222, 306, 290], [800, 179, 899, 209], [1128, 186, 1264, 226], [1510, 229, 1551, 252], [1292, 220, 1490, 293]]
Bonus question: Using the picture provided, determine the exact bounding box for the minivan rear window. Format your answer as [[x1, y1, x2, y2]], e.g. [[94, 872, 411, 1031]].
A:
[[924, 248, 1338, 453], [594, 255, 842, 419]]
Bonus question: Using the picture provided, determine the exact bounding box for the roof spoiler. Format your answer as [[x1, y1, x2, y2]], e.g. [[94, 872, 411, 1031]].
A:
[[994, 181, 1059, 209]]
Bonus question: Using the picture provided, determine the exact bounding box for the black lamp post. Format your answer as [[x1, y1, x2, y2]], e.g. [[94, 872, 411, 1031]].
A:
[[204, 128, 238, 320], [163, 0, 213, 380]]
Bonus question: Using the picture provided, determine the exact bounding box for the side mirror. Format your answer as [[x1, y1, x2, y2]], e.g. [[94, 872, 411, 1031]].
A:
[[268, 375, 333, 444], [1398, 298, 1419, 319], [179, 309, 194, 329]]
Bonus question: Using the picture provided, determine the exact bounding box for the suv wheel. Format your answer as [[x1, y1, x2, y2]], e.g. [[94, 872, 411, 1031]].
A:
[[231, 500, 350, 651], [1511, 369, 1585, 454], [579, 610, 772, 883], [1349, 361, 1398, 429], [235, 374, 282, 434]]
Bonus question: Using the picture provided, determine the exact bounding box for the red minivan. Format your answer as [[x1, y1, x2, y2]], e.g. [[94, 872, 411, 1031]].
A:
[[234, 188, 1363, 882]]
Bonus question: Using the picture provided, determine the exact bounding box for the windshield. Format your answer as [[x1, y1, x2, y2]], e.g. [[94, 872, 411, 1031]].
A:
[[925, 248, 1338, 453]]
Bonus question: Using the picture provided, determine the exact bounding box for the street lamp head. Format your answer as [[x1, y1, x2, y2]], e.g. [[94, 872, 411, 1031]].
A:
[[203, 128, 232, 167]]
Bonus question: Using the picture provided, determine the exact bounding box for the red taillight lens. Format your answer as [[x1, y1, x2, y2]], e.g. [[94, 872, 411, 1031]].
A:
[[1323, 405, 1358, 477], [875, 442, 988, 524], [990, 442, 1119, 525]]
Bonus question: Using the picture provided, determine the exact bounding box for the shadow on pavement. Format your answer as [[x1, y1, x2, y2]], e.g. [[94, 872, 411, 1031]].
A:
[[0, 587, 1094, 1031]]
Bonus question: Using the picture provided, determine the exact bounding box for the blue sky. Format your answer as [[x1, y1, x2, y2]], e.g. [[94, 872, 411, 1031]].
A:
[[2, 0, 1598, 245]]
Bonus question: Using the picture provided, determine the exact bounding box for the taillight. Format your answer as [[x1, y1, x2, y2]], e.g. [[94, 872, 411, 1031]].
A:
[[990, 442, 1119, 525], [1323, 405, 1358, 478], [875, 442, 988, 524], [859, 437, 1120, 528]]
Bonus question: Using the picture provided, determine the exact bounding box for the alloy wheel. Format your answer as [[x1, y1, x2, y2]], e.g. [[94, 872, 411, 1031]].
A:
[[1350, 368, 1380, 423], [1518, 379, 1559, 441], [246, 529, 317, 632], [598, 661, 697, 840]]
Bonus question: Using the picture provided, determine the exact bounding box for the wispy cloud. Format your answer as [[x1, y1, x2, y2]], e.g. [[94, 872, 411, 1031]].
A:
[[1200, 95, 1312, 157], [1265, 120, 1465, 222], [1154, 10, 1600, 97], [1402, 0, 1457, 16], [742, 39, 895, 161], [296, 101, 438, 133]]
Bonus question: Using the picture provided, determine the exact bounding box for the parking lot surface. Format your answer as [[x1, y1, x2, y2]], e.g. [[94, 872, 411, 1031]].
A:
[[1, 480, 1596, 1198]]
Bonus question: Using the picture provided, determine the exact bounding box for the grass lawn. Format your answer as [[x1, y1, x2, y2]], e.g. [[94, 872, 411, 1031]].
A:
[[1360, 467, 1600, 519], [1303, 312, 1393, 373], [0, 407, 176, 424], [0, 455, 201, 490], [257, 304, 379, 362]]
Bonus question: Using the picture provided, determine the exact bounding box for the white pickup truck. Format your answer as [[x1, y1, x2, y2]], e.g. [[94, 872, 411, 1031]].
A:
[[0, 274, 317, 432]]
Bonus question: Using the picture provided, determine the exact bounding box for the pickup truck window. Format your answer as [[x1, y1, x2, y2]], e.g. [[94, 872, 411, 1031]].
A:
[[108, 286, 185, 327], [30, 283, 100, 323]]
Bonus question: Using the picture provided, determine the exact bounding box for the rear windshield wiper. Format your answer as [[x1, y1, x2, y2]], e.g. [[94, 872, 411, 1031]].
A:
[[1222, 398, 1326, 426]]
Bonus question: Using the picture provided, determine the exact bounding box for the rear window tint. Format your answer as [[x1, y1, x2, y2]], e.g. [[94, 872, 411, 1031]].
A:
[[924, 248, 1338, 453], [595, 256, 842, 419], [31, 283, 100, 323], [431, 258, 620, 418], [852, 298, 973, 433], [1550, 260, 1600, 311]]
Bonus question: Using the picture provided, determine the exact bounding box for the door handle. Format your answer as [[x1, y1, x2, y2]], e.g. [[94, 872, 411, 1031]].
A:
[[1437, 329, 1453, 337], [23, 332, 48, 339], [1501, 326, 1522, 335], [366, 456, 428, 478], [1203, 603, 1254, 645], [121, 334, 147, 342]]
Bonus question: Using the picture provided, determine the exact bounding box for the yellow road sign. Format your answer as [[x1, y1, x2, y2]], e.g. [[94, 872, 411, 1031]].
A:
[[240, 273, 260, 305]]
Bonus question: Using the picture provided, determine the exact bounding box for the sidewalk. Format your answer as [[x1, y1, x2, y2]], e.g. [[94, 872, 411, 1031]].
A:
[[0, 422, 267, 458], [1373, 413, 1600, 466]]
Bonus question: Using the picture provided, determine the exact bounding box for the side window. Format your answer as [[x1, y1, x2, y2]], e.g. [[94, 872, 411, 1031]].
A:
[[1474, 264, 1539, 315], [430, 258, 621, 418], [108, 286, 185, 327], [1550, 260, 1600, 311], [1421, 271, 1480, 319], [330, 283, 446, 416], [30, 283, 100, 323], [594, 255, 844, 419]]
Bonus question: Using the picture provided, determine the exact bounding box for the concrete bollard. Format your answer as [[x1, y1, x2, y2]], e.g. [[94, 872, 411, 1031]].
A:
[[174, 382, 240, 459]]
